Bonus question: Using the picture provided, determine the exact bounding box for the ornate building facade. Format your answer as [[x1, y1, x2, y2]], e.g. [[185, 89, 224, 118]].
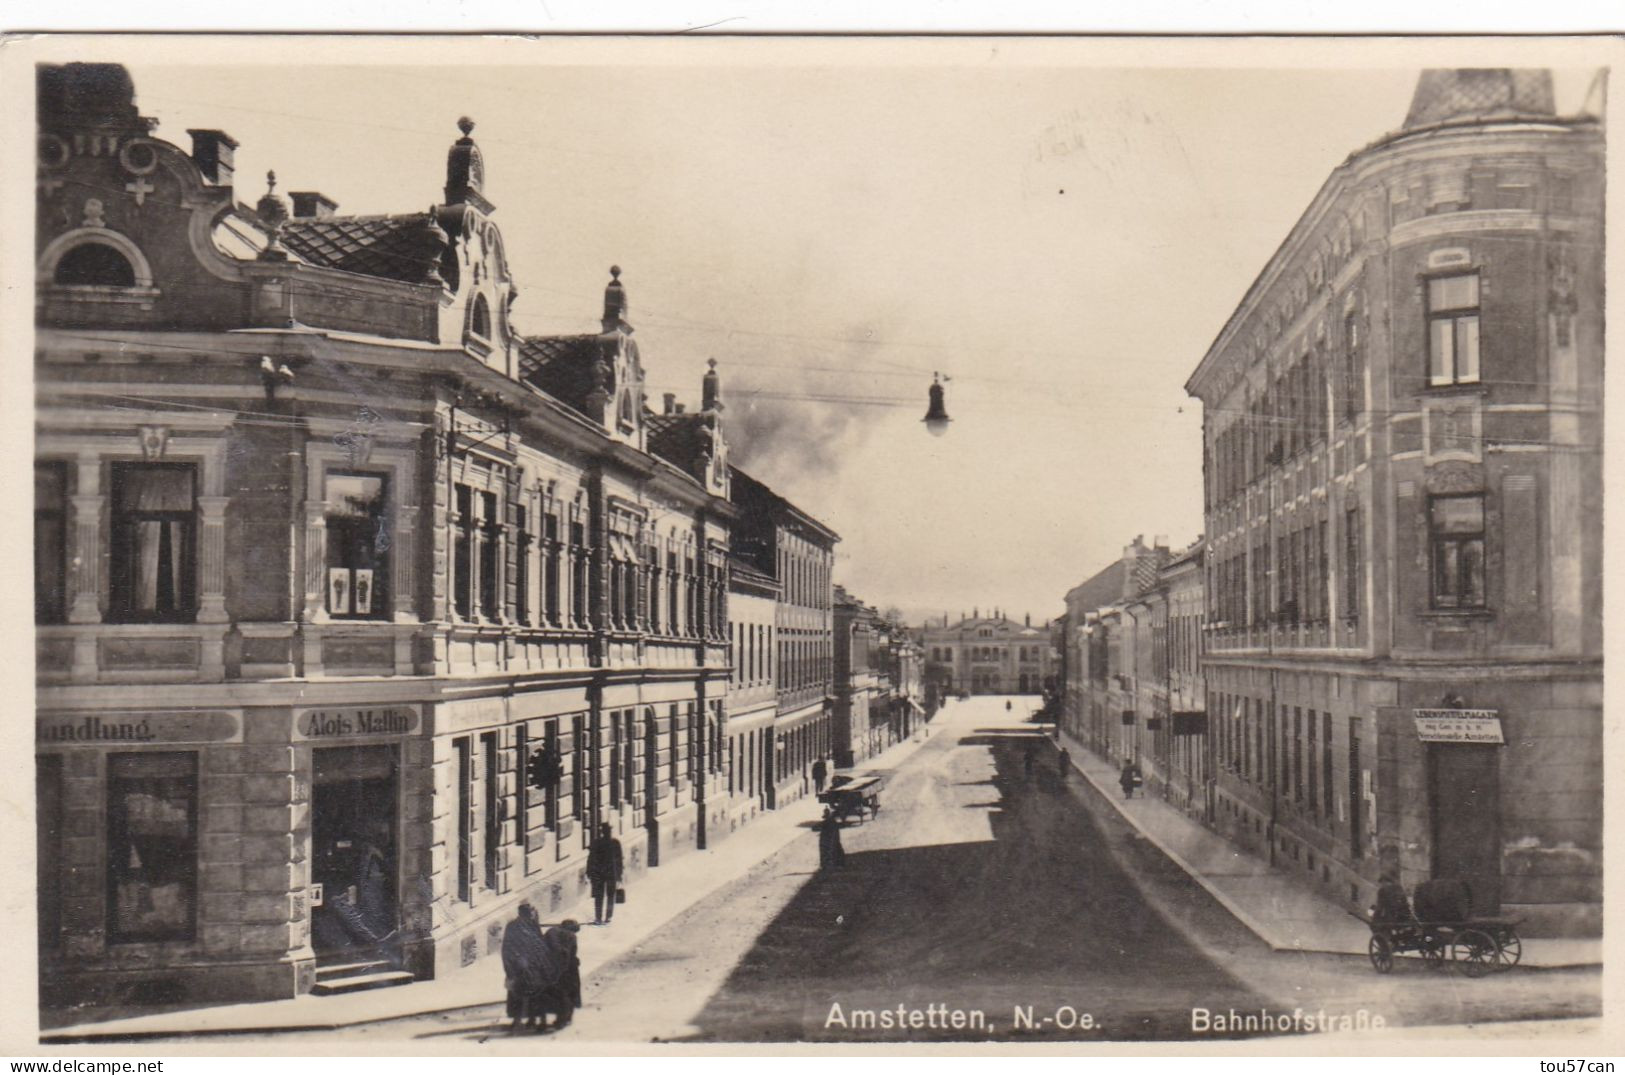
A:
[[1184, 69, 1602, 933], [32, 62, 787, 1010]]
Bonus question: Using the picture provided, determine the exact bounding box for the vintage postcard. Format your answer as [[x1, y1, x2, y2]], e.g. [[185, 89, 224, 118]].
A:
[[4, 31, 1619, 1058]]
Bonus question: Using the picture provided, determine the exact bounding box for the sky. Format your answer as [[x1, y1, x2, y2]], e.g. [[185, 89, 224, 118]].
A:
[[102, 41, 1599, 626]]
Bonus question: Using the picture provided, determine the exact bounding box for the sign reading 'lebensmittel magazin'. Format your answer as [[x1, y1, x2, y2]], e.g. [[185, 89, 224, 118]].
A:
[[1412, 709, 1505, 744]]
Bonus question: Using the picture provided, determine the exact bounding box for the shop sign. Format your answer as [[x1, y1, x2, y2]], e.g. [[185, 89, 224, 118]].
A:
[[1412, 709, 1504, 745], [1171, 711, 1208, 736], [293, 703, 421, 741], [38, 709, 243, 746]]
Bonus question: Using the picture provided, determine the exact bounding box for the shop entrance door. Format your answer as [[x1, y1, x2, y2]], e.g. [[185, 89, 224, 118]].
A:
[[1428, 743, 1501, 914], [311, 745, 400, 961]]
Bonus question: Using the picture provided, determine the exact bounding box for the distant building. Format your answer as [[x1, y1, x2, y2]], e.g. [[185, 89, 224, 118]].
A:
[[1184, 69, 1602, 933], [875, 620, 926, 747], [832, 587, 881, 768], [724, 551, 778, 828], [729, 467, 840, 806], [919, 610, 1056, 695]]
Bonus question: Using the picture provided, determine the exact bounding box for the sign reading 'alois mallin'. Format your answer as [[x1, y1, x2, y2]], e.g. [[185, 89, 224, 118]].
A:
[[293, 704, 421, 740]]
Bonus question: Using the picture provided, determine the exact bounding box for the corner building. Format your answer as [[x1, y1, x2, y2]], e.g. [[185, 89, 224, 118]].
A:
[[1184, 69, 1601, 934], [35, 64, 740, 1008]]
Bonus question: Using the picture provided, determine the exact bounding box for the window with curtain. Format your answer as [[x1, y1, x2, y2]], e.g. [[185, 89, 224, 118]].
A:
[[325, 471, 388, 619], [543, 513, 562, 626], [453, 484, 473, 619], [1344, 507, 1362, 622], [107, 752, 197, 942], [479, 490, 500, 621], [1427, 272, 1481, 386], [1430, 494, 1487, 609], [514, 504, 532, 626], [1343, 312, 1364, 420], [110, 463, 196, 623], [35, 463, 68, 624]]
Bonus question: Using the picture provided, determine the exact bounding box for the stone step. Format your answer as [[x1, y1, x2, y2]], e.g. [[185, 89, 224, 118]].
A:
[[315, 959, 394, 981], [309, 970, 417, 996]]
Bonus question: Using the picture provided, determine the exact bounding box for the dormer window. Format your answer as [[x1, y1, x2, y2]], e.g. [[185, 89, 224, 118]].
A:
[[617, 390, 635, 432], [470, 293, 492, 340], [38, 228, 159, 313], [55, 242, 136, 287]]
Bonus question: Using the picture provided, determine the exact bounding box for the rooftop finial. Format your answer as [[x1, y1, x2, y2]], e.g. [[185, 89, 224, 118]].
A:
[[256, 170, 290, 260], [602, 265, 629, 332], [444, 116, 491, 211]]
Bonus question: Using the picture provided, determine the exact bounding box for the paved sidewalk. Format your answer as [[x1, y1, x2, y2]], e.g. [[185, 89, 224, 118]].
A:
[[1054, 727, 1601, 970], [43, 725, 942, 1043]]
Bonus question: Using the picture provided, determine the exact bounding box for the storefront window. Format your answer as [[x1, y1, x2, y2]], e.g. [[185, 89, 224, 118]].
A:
[[325, 472, 389, 619], [110, 463, 196, 623], [35, 463, 68, 624], [107, 752, 198, 943], [38, 755, 62, 948]]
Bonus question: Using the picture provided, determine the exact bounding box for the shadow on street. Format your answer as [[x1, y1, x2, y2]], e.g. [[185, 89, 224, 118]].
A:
[[683, 734, 1272, 1041]]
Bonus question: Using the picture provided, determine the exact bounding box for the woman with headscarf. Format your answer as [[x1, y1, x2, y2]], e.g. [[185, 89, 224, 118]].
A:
[[535, 919, 582, 1028]]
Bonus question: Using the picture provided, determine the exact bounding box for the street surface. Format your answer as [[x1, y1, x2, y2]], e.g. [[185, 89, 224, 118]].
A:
[[225, 697, 1600, 1045]]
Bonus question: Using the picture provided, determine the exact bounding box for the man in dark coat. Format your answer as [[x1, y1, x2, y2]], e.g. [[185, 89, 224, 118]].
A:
[[1119, 760, 1138, 799], [586, 822, 624, 924], [812, 757, 828, 795], [502, 902, 553, 1033]]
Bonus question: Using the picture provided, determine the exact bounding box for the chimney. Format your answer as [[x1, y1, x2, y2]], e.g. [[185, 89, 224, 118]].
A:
[[290, 191, 339, 219], [1025, 612, 1031, 627], [663, 393, 677, 415], [702, 358, 723, 412], [674, 403, 686, 414], [188, 129, 238, 187], [1154, 534, 1169, 551]]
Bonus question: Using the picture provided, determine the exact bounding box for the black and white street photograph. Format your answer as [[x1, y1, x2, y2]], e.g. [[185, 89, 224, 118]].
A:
[[9, 30, 1615, 1056]]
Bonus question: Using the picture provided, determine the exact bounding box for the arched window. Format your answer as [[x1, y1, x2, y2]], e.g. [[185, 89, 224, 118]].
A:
[[54, 242, 136, 287], [469, 293, 491, 339]]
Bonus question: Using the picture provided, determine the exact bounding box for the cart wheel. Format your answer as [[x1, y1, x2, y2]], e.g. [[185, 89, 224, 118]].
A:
[[1368, 934, 1394, 973], [1420, 938, 1448, 971], [1496, 930, 1522, 968], [1451, 928, 1497, 977]]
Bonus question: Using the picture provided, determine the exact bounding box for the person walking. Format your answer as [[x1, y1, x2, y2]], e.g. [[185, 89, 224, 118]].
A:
[[812, 756, 828, 795], [586, 822, 624, 925], [1057, 746, 1071, 783], [1119, 760, 1138, 800]]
